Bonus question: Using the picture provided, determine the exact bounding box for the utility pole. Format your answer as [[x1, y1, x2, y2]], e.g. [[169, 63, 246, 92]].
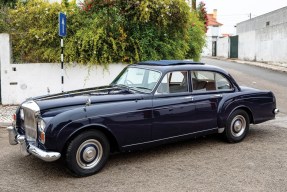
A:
[[249, 13, 252, 19]]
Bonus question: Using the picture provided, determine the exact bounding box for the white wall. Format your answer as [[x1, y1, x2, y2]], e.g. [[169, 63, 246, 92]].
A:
[[238, 31, 256, 61], [202, 36, 213, 56], [237, 6, 287, 64], [216, 37, 229, 58], [0, 34, 127, 105]]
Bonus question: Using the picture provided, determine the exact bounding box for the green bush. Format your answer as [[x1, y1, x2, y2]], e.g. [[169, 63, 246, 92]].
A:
[[0, 7, 8, 33], [8, 0, 206, 65]]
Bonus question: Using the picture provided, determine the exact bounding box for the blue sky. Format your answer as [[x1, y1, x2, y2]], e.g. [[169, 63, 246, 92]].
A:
[[202, 0, 287, 35]]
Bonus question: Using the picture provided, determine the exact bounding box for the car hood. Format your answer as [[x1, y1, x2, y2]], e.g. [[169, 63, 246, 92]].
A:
[[32, 85, 143, 112]]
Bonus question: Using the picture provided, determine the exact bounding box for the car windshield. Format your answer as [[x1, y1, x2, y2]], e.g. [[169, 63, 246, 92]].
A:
[[111, 67, 161, 93]]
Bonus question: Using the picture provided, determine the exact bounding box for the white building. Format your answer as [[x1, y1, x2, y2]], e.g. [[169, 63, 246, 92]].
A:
[[202, 9, 223, 57]]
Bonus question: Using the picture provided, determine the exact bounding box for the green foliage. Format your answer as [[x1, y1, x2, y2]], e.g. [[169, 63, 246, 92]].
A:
[[0, 0, 17, 33], [7, 0, 206, 65], [0, 0, 17, 8], [0, 7, 8, 32]]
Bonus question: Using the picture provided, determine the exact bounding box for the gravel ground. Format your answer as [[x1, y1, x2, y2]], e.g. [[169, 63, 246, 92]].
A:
[[1, 58, 286, 191], [1, 115, 287, 192]]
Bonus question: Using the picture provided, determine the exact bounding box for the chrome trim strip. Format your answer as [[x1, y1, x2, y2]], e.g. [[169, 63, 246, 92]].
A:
[[122, 128, 218, 148]]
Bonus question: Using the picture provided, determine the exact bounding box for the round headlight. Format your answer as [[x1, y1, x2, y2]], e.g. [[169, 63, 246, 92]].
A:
[[37, 119, 46, 132], [20, 109, 24, 120]]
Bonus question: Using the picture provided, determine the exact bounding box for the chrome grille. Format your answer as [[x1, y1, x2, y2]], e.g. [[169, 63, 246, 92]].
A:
[[21, 100, 40, 143], [23, 108, 37, 142]]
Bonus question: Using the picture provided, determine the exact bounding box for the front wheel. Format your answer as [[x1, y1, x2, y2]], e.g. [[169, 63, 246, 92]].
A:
[[65, 130, 110, 177], [224, 110, 250, 143]]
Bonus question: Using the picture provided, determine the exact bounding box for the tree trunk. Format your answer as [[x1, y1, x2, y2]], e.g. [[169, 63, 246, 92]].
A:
[[192, 0, 196, 10]]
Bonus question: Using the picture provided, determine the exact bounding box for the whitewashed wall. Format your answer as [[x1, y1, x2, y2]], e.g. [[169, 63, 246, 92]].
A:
[[237, 7, 287, 64], [216, 37, 229, 58], [201, 36, 213, 56], [0, 34, 126, 105]]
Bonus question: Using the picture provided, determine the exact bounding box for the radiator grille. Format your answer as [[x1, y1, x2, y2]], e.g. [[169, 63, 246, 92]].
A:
[[21, 100, 40, 143], [23, 108, 37, 142]]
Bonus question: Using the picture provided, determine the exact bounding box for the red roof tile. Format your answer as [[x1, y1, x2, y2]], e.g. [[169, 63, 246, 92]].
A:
[[207, 14, 223, 26]]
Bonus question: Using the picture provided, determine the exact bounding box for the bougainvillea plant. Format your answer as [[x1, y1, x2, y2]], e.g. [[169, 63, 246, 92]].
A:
[[197, 1, 208, 33]]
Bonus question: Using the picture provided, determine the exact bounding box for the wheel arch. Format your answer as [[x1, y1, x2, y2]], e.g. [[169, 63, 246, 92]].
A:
[[219, 105, 254, 128], [227, 106, 254, 125], [61, 124, 120, 155]]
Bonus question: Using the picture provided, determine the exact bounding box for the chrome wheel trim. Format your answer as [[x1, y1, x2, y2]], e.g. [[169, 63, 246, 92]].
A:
[[230, 115, 246, 137], [76, 139, 103, 170]]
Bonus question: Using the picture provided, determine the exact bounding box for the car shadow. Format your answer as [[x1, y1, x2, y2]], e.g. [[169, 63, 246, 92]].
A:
[[7, 126, 273, 179]]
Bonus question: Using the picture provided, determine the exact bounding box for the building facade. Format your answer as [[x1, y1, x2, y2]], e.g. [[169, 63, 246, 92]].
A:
[[237, 6, 287, 64], [202, 9, 223, 56]]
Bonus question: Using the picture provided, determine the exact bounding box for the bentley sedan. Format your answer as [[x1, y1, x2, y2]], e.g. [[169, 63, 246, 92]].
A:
[[8, 60, 279, 176]]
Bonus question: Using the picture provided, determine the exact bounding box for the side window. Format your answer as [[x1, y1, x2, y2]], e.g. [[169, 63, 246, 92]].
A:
[[215, 73, 232, 90], [156, 71, 188, 94], [192, 71, 233, 92], [192, 71, 216, 91]]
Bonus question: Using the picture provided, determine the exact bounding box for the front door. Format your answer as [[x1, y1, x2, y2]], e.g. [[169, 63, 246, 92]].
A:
[[152, 71, 193, 140]]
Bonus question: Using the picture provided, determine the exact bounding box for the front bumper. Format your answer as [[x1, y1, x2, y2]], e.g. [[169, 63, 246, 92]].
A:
[[7, 126, 61, 162]]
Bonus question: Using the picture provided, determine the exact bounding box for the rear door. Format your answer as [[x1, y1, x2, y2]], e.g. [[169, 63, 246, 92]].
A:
[[187, 70, 234, 132]]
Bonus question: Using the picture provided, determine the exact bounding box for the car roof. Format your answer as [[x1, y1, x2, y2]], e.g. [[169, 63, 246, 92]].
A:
[[138, 60, 204, 66], [132, 60, 229, 75]]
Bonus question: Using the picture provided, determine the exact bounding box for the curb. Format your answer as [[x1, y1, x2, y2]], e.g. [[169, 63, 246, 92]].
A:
[[0, 122, 11, 128], [206, 57, 287, 73]]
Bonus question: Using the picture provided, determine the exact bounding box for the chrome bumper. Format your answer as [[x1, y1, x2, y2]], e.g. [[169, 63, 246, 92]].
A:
[[274, 108, 279, 115], [7, 126, 61, 162]]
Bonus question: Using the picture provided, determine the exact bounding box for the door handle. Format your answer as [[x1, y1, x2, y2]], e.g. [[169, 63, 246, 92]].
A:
[[184, 96, 194, 101], [212, 94, 222, 98]]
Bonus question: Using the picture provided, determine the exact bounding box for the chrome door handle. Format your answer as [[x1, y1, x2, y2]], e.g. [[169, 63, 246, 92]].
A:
[[184, 96, 194, 101], [213, 94, 222, 98]]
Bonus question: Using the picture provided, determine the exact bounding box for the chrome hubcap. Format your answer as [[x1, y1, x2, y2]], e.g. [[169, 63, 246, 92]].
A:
[[76, 139, 103, 169], [83, 147, 97, 162], [231, 115, 246, 137]]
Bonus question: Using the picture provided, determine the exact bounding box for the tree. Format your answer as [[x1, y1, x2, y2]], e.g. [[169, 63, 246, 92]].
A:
[[197, 1, 208, 32]]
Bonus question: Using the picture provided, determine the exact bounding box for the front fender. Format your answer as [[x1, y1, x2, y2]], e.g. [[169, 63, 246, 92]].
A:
[[44, 107, 87, 151], [56, 118, 119, 153]]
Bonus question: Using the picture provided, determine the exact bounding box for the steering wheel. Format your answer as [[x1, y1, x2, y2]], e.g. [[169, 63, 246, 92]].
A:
[[126, 79, 134, 85], [125, 80, 134, 85]]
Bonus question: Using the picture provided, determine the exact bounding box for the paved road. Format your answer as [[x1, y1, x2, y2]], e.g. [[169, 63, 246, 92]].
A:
[[202, 58, 287, 114], [1, 58, 287, 192]]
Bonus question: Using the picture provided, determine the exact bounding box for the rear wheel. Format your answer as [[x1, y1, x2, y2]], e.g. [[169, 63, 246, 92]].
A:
[[224, 110, 250, 143], [65, 130, 110, 177]]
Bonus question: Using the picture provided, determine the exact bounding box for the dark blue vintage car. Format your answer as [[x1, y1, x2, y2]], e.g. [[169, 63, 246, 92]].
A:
[[8, 60, 279, 176]]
